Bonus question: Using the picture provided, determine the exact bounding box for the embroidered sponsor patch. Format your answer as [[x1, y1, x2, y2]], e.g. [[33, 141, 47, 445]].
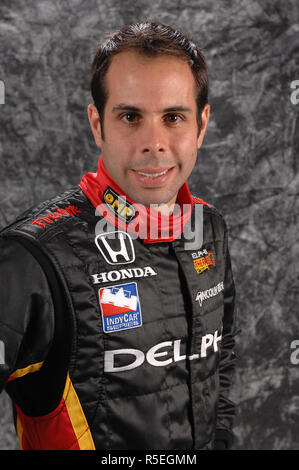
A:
[[91, 266, 157, 284], [193, 251, 216, 275], [31, 205, 81, 229], [95, 230, 135, 265], [195, 281, 224, 307], [99, 282, 142, 333], [103, 186, 136, 223]]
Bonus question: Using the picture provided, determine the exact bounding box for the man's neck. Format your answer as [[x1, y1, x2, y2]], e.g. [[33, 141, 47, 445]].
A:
[[150, 199, 178, 216]]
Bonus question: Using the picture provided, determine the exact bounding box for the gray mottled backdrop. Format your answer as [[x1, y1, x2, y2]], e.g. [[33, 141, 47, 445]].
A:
[[0, 0, 298, 450]]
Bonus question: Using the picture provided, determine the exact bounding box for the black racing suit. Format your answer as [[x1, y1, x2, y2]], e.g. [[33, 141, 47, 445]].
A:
[[0, 163, 238, 450]]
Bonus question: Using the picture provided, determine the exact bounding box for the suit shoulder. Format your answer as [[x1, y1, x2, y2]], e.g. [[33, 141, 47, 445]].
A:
[[0, 186, 90, 240], [192, 194, 224, 219]]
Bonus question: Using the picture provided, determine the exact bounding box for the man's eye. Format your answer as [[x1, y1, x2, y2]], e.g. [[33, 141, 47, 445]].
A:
[[121, 112, 139, 122], [165, 114, 182, 123]]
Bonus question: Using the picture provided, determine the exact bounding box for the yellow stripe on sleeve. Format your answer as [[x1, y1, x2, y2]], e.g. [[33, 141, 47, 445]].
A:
[[63, 373, 95, 450], [8, 361, 44, 381]]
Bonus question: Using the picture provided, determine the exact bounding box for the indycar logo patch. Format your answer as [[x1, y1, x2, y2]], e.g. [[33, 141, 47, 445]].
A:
[[99, 282, 142, 333], [192, 249, 216, 275]]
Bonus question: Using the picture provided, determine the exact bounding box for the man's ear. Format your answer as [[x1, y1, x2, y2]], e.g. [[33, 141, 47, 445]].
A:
[[88, 103, 103, 148], [197, 104, 210, 149]]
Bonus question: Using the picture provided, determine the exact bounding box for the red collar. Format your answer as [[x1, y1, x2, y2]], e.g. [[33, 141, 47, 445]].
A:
[[79, 155, 193, 243]]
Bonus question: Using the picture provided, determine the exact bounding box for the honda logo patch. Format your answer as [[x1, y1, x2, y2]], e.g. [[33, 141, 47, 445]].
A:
[[95, 231, 135, 265]]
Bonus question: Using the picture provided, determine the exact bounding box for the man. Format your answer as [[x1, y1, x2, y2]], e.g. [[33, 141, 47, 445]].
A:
[[0, 22, 238, 450]]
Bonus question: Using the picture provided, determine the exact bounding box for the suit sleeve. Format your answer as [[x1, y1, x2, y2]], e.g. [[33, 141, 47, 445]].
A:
[[0, 237, 55, 393], [214, 218, 239, 449]]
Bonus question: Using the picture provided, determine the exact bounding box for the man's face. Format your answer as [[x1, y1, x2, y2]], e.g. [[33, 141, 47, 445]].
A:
[[88, 50, 209, 208]]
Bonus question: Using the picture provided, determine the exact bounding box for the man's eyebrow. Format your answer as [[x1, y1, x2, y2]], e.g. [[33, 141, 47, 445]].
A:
[[112, 104, 142, 113], [162, 105, 193, 113], [112, 104, 193, 113]]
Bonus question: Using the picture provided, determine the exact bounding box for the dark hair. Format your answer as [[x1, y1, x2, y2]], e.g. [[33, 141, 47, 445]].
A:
[[90, 21, 209, 139]]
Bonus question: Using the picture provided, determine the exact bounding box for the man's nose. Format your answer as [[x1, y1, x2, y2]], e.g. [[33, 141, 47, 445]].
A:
[[140, 119, 167, 154]]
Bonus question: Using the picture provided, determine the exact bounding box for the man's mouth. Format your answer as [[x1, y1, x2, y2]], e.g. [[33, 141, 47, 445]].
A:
[[136, 169, 170, 179], [131, 167, 175, 187]]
